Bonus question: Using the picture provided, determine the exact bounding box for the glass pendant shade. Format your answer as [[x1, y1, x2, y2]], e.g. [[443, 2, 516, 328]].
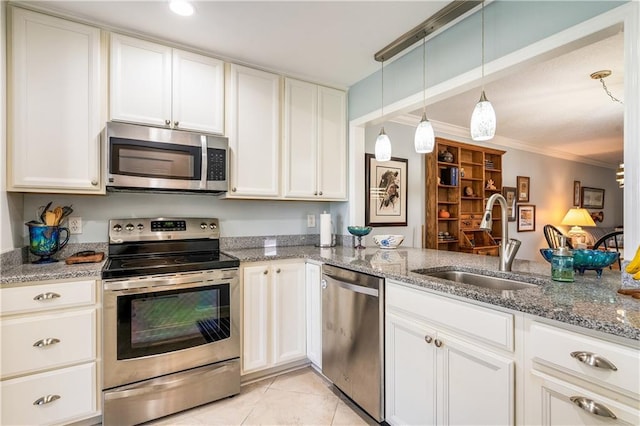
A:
[[375, 127, 392, 161], [414, 113, 435, 153], [470, 90, 496, 141]]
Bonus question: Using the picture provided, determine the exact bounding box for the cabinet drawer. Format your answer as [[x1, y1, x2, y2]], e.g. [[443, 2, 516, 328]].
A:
[[386, 281, 513, 351], [1, 280, 95, 316], [1, 362, 97, 426], [530, 322, 640, 397], [1, 309, 96, 378]]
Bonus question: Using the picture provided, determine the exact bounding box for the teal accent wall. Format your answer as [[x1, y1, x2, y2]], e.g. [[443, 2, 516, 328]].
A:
[[349, 0, 627, 120]]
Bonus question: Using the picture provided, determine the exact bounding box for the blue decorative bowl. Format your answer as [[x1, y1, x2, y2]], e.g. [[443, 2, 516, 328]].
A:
[[539, 249, 619, 278], [347, 226, 372, 237]]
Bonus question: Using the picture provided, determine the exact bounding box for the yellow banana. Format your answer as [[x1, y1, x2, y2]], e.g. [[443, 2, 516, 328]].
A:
[[626, 245, 640, 274], [634, 270, 640, 280]]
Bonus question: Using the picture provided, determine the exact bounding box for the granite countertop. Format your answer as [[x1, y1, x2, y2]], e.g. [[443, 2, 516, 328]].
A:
[[225, 245, 640, 342], [2, 244, 639, 342]]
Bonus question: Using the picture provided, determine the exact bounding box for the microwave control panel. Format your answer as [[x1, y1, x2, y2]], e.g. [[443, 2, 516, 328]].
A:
[[207, 149, 226, 181]]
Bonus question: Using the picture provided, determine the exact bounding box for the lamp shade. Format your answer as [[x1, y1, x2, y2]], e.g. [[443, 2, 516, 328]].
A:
[[561, 208, 596, 227], [375, 127, 392, 161], [414, 113, 435, 154], [470, 91, 496, 141]]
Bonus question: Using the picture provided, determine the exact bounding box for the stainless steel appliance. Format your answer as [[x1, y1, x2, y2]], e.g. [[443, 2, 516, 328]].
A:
[[104, 121, 228, 193], [101, 217, 240, 426], [321, 264, 384, 422]]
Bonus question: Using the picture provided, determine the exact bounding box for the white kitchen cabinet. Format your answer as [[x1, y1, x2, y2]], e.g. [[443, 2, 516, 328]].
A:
[[226, 64, 281, 198], [110, 33, 224, 134], [524, 319, 640, 425], [7, 7, 104, 194], [283, 78, 347, 200], [385, 280, 515, 426], [305, 262, 322, 368], [0, 279, 100, 425], [241, 260, 306, 375]]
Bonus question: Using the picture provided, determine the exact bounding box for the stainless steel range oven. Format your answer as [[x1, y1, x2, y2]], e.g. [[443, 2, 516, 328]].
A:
[[101, 217, 240, 426]]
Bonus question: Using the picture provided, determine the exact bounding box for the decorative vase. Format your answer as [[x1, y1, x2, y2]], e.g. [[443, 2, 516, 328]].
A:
[[438, 209, 450, 218]]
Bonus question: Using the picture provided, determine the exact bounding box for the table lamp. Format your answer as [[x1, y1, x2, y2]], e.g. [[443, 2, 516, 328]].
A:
[[561, 208, 596, 246]]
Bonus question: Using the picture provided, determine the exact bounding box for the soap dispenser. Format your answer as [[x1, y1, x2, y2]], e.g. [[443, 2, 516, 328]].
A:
[[551, 235, 574, 282]]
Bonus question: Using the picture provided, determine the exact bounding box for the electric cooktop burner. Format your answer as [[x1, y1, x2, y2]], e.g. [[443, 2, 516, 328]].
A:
[[101, 217, 240, 280]]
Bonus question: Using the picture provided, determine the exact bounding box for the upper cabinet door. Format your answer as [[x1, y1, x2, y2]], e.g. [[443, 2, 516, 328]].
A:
[[317, 86, 347, 200], [110, 33, 172, 127], [226, 64, 281, 198], [172, 50, 224, 134], [8, 7, 104, 193], [283, 78, 318, 198]]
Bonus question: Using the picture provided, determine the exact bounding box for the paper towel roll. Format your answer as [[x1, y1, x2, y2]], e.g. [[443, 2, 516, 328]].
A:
[[320, 212, 332, 247]]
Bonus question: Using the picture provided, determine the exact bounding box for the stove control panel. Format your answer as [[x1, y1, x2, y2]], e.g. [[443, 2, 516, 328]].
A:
[[109, 217, 220, 243]]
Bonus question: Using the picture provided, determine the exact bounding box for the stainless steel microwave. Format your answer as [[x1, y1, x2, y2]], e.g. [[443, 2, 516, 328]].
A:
[[105, 122, 228, 194]]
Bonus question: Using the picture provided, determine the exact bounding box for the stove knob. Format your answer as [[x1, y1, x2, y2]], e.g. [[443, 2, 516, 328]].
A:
[[137, 224, 144, 231], [125, 223, 134, 232], [200, 223, 207, 230], [209, 223, 217, 230], [113, 224, 122, 232]]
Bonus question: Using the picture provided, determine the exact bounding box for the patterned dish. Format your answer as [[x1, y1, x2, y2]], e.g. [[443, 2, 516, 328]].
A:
[[372, 235, 404, 249]]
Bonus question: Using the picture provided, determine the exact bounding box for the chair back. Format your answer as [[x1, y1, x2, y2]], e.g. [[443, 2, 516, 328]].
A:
[[543, 224, 573, 249], [593, 230, 624, 269]]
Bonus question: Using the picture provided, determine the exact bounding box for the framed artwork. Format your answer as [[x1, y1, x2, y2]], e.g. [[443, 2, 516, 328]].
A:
[[517, 176, 530, 202], [581, 187, 605, 209], [517, 204, 536, 232], [502, 186, 517, 221], [365, 154, 408, 227], [573, 180, 581, 207]]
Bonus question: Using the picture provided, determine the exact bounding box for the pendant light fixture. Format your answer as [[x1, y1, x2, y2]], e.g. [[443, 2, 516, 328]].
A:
[[470, 0, 496, 142], [375, 60, 392, 161], [414, 36, 435, 154]]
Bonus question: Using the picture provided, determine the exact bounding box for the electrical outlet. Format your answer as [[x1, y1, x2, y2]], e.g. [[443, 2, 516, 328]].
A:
[[307, 214, 316, 228], [69, 217, 82, 234]]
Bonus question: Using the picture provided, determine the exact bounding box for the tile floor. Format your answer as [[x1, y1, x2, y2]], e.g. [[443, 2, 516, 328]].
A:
[[146, 366, 375, 426]]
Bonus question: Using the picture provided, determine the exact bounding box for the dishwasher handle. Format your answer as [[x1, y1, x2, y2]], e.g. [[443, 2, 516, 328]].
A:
[[322, 275, 379, 297]]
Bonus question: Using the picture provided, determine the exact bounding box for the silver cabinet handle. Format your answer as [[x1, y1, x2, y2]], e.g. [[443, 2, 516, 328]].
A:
[[263, 270, 268, 275], [232, 187, 237, 192], [33, 395, 61, 406], [33, 338, 61, 348], [434, 339, 443, 348], [570, 396, 617, 419], [321, 279, 327, 289], [174, 121, 179, 127], [319, 191, 323, 196], [165, 119, 171, 125], [425, 335, 433, 344], [33, 292, 60, 301], [276, 268, 281, 273], [314, 191, 318, 196], [91, 179, 98, 186], [570, 351, 618, 371]]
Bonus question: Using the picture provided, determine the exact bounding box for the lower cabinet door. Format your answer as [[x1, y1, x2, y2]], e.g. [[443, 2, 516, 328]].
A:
[[438, 332, 514, 426], [531, 372, 639, 426], [272, 262, 306, 365], [1, 362, 97, 426], [385, 312, 437, 426]]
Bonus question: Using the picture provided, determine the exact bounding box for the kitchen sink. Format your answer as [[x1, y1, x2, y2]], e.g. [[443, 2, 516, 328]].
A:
[[414, 270, 538, 291]]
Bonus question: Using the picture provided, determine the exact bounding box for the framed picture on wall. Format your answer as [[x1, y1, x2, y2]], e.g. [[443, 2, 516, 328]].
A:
[[517, 204, 536, 232], [517, 176, 530, 202], [581, 187, 605, 209], [365, 154, 408, 227], [573, 181, 581, 207], [502, 186, 517, 221]]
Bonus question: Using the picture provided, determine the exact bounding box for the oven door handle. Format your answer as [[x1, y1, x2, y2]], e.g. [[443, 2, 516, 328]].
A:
[[103, 272, 225, 291], [104, 360, 237, 401]]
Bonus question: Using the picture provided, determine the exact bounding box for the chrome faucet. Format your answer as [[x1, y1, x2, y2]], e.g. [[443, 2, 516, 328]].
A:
[[479, 193, 521, 272]]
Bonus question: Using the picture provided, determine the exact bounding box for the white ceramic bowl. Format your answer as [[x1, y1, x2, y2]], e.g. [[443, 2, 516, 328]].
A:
[[372, 234, 404, 249]]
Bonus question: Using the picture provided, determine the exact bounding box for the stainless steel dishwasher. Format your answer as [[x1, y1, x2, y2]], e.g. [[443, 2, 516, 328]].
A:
[[322, 264, 384, 422]]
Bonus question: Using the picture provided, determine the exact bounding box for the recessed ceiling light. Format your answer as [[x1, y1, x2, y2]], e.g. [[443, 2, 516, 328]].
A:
[[169, 0, 194, 17]]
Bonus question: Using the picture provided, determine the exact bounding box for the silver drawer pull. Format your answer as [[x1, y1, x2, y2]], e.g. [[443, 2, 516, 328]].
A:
[[424, 335, 433, 344], [434, 339, 443, 348], [33, 394, 61, 406], [570, 351, 618, 371], [33, 292, 60, 301], [569, 396, 617, 419], [33, 338, 61, 348]]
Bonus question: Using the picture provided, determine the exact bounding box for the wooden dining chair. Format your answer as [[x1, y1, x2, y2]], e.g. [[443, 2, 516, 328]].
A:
[[543, 224, 573, 249], [593, 230, 624, 269]]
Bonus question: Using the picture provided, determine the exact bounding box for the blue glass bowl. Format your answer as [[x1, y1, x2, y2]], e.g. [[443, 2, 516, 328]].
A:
[[539, 249, 619, 278], [347, 226, 372, 237]]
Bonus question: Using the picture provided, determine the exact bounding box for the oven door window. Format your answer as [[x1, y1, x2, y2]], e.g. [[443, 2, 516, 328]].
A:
[[110, 138, 201, 180], [117, 283, 230, 360]]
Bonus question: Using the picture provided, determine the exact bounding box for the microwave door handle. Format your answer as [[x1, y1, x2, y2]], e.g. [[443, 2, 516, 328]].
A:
[[201, 136, 208, 189]]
